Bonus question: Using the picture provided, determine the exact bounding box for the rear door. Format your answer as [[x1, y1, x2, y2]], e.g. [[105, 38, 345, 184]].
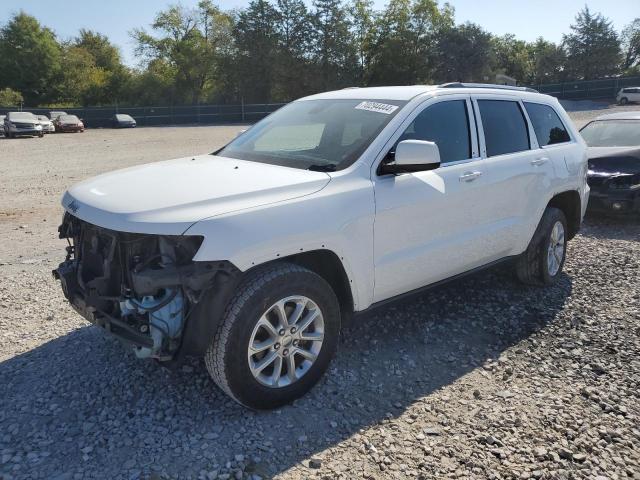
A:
[[471, 95, 550, 255]]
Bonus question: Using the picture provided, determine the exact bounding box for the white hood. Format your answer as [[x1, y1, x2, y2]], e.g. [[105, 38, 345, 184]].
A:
[[62, 155, 331, 234]]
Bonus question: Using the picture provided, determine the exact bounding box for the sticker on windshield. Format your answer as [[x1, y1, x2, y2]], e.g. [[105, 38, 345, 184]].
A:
[[355, 101, 399, 115]]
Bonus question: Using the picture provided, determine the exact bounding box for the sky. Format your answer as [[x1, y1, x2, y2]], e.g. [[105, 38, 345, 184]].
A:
[[0, 0, 637, 66]]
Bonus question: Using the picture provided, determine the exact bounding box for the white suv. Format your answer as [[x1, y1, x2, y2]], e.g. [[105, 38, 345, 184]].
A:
[[54, 83, 589, 409], [617, 87, 640, 105]]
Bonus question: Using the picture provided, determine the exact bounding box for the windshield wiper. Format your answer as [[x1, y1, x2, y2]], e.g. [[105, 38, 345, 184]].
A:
[[308, 164, 337, 172]]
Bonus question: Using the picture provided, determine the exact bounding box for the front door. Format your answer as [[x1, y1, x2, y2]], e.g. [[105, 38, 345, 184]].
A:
[[372, 95, 501, 303]]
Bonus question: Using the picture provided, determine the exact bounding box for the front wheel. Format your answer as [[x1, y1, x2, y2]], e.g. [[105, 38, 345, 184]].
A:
[[516, 207, 567, 286], [619, 97, 629, 105], [205, 263, 341, 409]]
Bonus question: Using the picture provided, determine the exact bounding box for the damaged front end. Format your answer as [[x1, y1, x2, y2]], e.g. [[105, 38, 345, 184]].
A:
[[53, 213, 238, 361]]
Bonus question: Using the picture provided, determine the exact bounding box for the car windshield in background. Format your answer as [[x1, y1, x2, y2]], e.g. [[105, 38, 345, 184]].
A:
[[10, 112, 35, 121], [37, 115, 49, 121], [116, 114, 133, 121], [60, 115, 79, 122], [215, 99, 406, 171], [580, 120, 640, 147]]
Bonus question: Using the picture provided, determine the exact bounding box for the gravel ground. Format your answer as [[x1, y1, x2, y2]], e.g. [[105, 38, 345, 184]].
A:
[[1, 106, 639, 480]]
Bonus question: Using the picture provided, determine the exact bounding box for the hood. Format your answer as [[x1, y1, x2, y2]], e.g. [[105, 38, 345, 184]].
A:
[[587, 147, 640, 176], [63, 155, 331, 234]]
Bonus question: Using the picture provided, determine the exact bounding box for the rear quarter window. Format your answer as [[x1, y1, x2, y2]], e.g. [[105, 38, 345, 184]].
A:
[[524, 102, 571, 146]]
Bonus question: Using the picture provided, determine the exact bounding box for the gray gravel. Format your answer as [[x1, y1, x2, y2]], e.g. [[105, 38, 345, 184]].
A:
[[1, 110, 639, 479]]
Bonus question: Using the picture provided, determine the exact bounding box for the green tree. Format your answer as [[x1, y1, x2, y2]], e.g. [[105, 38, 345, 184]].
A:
[[493, 34, 532, 83], [367, 0, 453, 86], [621, 18, 640, 73], [529, 38, 566, 84], [232, 0, 281, 102], [0, 12, 61, 105], [563, 7, 621, 80], [0, 87, 23, 106], [132, 1, 226, 104], [348, 0, 377, 83], [272, 0, 315, 100], [311, 0, 358, 90], [433, 22, 494, 83]]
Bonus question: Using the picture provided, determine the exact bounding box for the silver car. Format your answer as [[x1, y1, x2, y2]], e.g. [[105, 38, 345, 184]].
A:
[[37, 115, 56, 133], [3, 112, 43, 138]]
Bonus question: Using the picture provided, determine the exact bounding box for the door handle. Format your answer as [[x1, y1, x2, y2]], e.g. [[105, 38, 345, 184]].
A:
[[459, 171, 482, 182], [531, 156, 549, 166]]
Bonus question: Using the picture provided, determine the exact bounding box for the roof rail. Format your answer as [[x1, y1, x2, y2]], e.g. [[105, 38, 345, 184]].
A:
[[342, 86, 360, 90], [438, 82, 539, 93]]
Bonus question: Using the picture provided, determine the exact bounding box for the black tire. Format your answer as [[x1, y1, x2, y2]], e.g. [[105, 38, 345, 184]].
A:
[[205, 262, 341, 409], [516, 207, 568, 286], [619, 97, 629, 105]]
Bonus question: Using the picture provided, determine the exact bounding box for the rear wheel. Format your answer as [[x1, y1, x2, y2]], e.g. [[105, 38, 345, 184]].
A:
[[205, 263, 341, 409], [516, 207, 567, 286]]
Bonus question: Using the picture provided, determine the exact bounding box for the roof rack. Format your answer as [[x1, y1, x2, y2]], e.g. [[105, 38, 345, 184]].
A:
[[438, 82, 539, 93]]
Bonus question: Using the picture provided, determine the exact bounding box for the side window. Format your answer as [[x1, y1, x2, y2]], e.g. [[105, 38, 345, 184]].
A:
[[523, 102, 570, 146], [397, 100, 471, 164], [477, 100, 530, 157]]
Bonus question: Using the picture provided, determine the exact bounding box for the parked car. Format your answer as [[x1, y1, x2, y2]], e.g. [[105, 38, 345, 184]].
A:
[[3, 111, 43, 138], [111, 113, 137, 128], [54, 114, 84, 133], [53, 84, 589, 409], [617, 87, 640, 105], [48, 111, 67, 121], [0, 115, 4, 136], [580, 111, 640, 215], [37, 115, 56, 133]]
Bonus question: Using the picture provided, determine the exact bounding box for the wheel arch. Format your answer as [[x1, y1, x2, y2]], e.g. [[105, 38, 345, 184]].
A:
[[547, 190, 581, 239]]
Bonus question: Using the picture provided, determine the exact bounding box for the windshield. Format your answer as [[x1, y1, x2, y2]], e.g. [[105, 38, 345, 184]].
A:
[[37, 115, 49, 121], [9, 112, 35, 121], [215, 99, 406, 170], [59, 115, 79, 122], [581, 120, 640, 147], [116, 114, 133, 121]]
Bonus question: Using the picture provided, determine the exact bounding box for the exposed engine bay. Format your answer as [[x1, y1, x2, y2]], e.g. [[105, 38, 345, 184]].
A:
[[53, 213, 237, 360]]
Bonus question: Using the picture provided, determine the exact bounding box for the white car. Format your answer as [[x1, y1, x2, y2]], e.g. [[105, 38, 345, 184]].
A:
[[37, 115, 56, 133], [54, 83, 589, 409], [617, 87, 640, 105]]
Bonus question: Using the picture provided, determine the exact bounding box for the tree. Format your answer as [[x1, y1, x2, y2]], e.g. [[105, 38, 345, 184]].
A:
[[232, 0, 281, 103], [529, 38, 566, 84], [348, 0, 377, 83], [493, 34, 532, 83], [0, 87, 23, 106], [311, 0, 358, 90], [0, 12, 61, 105], [272, 0, 315, 100], [563, 7, 621, 80], [367, 0, 452, 86], [621, 18, 640, 73], [433, 22, 494, 83], [132, 1, 227, 104]]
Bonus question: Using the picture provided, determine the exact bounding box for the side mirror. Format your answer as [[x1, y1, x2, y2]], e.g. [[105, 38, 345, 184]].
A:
[[379, 140, 441, 175]]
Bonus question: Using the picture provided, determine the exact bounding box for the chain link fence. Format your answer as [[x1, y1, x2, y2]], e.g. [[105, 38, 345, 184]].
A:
[[528, 76, 640, 100], [0, 102, 287, 128]]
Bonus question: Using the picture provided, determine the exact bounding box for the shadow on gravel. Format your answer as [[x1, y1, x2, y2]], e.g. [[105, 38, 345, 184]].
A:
[[579, 215, 640, 241], [0, 266, 572, 479]]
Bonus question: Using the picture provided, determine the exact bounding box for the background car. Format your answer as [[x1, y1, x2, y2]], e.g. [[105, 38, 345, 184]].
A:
[[616, 87, 640, 105], [54, 114, 84, 133], [580, 111, 640, 215], [111, 113, 137, 128], [3, 111, 43, 138], [37, 115, 55, 133], [48, 111, 67, 121], [0, 115, 4, 136]]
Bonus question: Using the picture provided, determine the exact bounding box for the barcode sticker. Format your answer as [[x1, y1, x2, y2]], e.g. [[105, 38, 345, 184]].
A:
[[355, 101, 399, 115]]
